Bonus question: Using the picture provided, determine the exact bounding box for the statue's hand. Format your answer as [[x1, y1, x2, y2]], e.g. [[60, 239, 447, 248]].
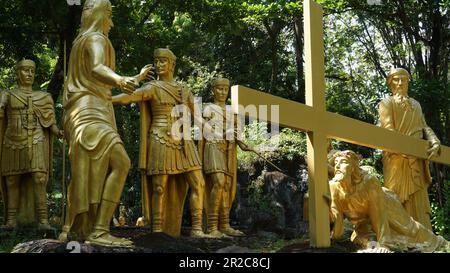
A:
[[137, 64, 154, 83], [427, 142, 440, 159], [57, 129, 65, 140], [119, 76, 138, 95], [51, 124, 64, 139]]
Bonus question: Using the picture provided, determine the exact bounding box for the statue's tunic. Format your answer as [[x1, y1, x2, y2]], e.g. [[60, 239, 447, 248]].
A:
[[1, 90, 55, 175], [203, 105, 235, 176], [63, 32, 122, 220], [378, 96, 439, 229], [142, 81, 201, 175]]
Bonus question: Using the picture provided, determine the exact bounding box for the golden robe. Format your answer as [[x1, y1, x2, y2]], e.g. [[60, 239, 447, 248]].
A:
[[63, 32, 123, 238], [0, 90, 55, 225], [139, 81, 201, 236], [379, 96, 439, 229], [330, 172, 448, 252]]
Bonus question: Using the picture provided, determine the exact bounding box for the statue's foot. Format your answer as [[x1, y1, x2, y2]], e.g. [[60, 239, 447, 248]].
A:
[[86, 231, 134, 248], [58, 232, 68, 242], [220, 227, 245, 237], [190, 230, 213, 238], [2, 220, 17, 229], [207, 230, 230, 238]]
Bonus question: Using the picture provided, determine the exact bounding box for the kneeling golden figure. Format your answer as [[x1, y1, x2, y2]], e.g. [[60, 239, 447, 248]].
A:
[[329, 150, 448, 252]]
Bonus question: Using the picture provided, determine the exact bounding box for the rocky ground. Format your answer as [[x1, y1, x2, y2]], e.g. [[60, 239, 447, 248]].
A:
[[4, 225, 361, 253]]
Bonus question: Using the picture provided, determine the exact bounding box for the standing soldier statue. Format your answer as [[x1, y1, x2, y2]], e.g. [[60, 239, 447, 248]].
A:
[[113, 48, 209, 237], [199, 78, 252, 237], [0, 59, 63, 229]]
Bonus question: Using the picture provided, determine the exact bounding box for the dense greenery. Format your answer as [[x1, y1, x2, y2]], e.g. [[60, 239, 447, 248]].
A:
[[0, 0, 448, 242]]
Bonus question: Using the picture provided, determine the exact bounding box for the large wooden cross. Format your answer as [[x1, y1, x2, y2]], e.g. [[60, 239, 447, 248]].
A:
[[231, 0, 450, 247]]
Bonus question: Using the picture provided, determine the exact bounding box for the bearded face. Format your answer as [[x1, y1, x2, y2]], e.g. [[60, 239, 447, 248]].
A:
[[334, 156, 353, 182], [389, 74, 409, 97]]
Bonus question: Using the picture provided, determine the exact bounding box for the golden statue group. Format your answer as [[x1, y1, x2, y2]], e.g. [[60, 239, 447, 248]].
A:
[[0, 0, 448, 252]]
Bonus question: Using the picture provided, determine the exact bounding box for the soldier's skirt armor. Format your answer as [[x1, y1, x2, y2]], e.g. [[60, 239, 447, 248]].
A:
[[146, 93, 201, 175], [1, 96, 47, 175]]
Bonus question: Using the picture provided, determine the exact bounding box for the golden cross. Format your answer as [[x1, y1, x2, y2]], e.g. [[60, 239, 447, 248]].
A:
[[231, 0, 450, 248]]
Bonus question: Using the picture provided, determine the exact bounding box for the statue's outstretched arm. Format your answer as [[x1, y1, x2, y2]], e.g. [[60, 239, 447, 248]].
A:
[[112, 85, 154, 105], [86, 35, 137, 94]]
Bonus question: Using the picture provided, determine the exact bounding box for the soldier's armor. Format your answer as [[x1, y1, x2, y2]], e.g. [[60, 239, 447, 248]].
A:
[[204, 105, 233, 175], [146, 82, 201, 175], [1, 91, 48, 175]]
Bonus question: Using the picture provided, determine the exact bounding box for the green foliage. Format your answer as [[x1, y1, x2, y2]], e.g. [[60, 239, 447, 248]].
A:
[[431, 180, 450, 240], [238, 122, 306, 170], [246, 172, 278, 215]]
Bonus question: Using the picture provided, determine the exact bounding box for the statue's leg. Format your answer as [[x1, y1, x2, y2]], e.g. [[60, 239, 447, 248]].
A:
[[86, 144, 132, 247], [4, 175, 20, 228], [207, 172, 227, 237], [31, 172, 52, 230], [185, 170, 209, 238], [151, 174, 168, 232], [219, 176, 244, 236]]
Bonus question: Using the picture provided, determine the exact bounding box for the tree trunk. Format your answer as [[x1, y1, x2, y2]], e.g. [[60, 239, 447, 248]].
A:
[[263, 20, 283, 94], [47, 5, 81, 103], [293, 14, 305, 103]]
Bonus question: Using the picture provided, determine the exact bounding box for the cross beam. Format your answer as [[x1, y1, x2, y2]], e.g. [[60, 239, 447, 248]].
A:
[[231, 0, 450, 248], [231, 85, 450, 166]]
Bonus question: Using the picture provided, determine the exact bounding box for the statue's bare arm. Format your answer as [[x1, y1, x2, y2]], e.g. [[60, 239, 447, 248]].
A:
[[112, 84, 155, 105], [86, 35, 136, 94]]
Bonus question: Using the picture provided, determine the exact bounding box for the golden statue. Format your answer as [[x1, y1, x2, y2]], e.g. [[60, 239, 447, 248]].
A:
[[0, 59, 62, 229], [329, 150, 448, 252], [135, 217, 145, 227], [59, 0, 152, 247], [112, 48, 209, 238], [118, 205, 127, 227], [378, 68, 440, 229], [199, 78, 251, 237]]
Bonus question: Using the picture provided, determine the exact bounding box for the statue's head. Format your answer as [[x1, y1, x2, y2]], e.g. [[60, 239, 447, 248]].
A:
[[80, 0, 113, 36], [387, 68, 410, 97], [332, 150, 362, 183], [154, 48, 176, 77], [15, 59, 36, 87], [211, 77, 230, 103]]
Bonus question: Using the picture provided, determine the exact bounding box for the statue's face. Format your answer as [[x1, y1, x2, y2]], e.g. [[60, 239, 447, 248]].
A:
[[213, 84, 229, 103], [334, 156, 352, 181], [155, 57, 172, 76], [17, 65, 35, 87], [102, 8, 114, 35], [389, 74, 409, 96]]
